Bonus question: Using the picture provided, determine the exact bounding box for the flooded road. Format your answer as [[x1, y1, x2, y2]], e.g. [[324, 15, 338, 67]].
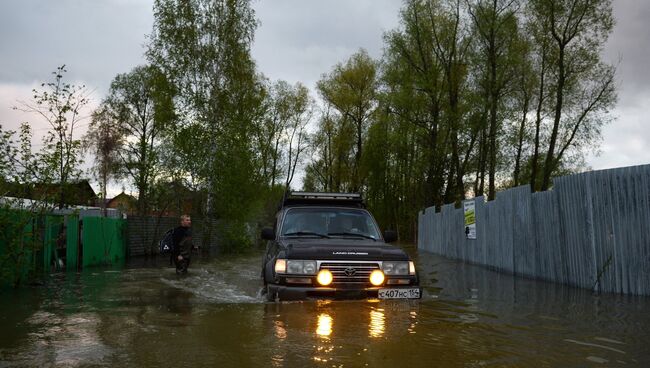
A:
[[1, 247, 649, 367]]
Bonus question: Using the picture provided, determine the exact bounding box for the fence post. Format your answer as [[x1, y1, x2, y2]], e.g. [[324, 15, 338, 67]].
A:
[[66, 215, 79, 271]]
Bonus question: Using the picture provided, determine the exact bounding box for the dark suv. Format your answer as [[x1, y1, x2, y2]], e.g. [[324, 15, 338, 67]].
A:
[[261, 192, 421, 301]]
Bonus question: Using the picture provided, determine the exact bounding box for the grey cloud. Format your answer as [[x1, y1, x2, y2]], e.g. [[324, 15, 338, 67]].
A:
[[252, 0, 401, 89], [0, 0, 152, 93], [603, 1, 650, 108], [0, 0, 647, 175]]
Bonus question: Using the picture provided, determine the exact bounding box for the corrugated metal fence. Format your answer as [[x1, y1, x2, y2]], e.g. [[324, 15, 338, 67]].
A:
[[418, 164, 650, 296]]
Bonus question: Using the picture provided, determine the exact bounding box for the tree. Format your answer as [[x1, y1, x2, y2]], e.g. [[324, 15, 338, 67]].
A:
[[304, 107, 358, 193], [0, 123, 42, 186], [317, 49, 379, 192], [84, 106, 123, 216], [93, 65, 175, 215], [147, 0, 261, 218], [303, 108, 343, 192], [382, 0, 473, 207], [508, 32, 536, 187], [467, 0, 523, 199], [256, 80, 287, 188], [283, 84, 313, 189], [528, 0, 616, 191], [0, 123, 56, 287], [13, 65, 89, 208], [255, 80, 314, 189]]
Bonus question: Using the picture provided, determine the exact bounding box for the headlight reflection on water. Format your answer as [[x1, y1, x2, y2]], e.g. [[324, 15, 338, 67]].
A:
[[314, 313, 335, 364], [315, 307, 386, 339], [274, 320, 287, 340], [316, 313, 333, 338], [369, 308, 385, 338], [408, 310, 418, 334]]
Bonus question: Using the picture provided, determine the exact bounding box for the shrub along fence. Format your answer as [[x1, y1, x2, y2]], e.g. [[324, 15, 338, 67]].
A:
[[418, 164, 650, 296], [0, 208, 39, 287]]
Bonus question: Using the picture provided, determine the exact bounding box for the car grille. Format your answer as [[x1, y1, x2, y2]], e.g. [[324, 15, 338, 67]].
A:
[[319, 262, 380, 284]]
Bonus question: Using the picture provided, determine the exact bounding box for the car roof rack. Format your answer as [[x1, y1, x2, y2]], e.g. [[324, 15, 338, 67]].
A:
[[282, 191, 365, 208]]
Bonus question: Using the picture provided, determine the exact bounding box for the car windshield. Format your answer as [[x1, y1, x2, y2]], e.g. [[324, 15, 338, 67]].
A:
[[280, 208, 381, 240]]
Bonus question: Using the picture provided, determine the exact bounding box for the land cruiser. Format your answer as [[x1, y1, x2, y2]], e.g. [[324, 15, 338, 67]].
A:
[[261, 192, 421, 301]]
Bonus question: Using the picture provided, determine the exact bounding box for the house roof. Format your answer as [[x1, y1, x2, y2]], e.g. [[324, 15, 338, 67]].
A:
[[2, 179, 97, 207], [106, 191, 137, 207]]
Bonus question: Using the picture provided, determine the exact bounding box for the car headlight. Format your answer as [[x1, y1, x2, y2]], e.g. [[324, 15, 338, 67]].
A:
[[317, 269, 333, 285], [369, 270, 385, 286], [275, 259, 287, 273], [286, 260, 317, 275], [382, 261, 411, 275]]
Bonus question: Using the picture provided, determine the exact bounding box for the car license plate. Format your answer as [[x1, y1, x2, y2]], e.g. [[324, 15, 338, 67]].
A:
[[378, 288, 421, 299]]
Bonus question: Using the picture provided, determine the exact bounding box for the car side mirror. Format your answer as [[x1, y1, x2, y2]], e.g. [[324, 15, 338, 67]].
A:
[[383, 230, 397, 243], [261, 227, 275, 240]]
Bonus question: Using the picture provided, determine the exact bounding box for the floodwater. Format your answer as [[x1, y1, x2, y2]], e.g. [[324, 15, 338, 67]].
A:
[[1, 247, 649, 367]]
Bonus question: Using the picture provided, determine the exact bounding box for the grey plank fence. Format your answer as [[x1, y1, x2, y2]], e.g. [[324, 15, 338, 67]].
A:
[[418, 164, 650, 296]]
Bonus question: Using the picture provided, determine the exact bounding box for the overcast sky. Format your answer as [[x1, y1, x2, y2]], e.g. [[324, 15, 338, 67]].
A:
[[1, 0, 648, 196]]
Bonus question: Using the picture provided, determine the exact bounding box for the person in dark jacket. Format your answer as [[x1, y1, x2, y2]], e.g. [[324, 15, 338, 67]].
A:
[[172, 214, 193, 274]]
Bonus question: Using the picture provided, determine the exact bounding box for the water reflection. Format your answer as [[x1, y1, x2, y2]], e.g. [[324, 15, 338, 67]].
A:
[[273, 320, 287, 340], [316, 313, 333, 338], [270, 354, 285, 367], [2, 252, 650, 367], [313, 312, 335, 365], [408, 310, 418, 334], [368, 309, 385, 338], [20, 311, 111, 367]]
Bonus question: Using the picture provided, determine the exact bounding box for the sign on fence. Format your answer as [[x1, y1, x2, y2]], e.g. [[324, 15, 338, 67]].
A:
[[463, 199, 476, 239]]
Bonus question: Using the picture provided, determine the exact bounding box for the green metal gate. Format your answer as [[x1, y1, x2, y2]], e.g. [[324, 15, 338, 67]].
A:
[[82, 217, 126, 267], [2, 210, 127, 287]]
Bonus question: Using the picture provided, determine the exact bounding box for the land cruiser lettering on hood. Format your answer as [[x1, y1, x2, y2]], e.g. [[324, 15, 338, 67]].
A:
[[332, 251, 368, 255]]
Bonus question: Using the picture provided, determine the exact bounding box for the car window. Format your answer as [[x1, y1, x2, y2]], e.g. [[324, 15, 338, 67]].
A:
[[281, 208, 380, 239]]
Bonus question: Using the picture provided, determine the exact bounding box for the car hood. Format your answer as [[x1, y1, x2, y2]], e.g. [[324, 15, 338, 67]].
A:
[[279, 238, 410, 261]]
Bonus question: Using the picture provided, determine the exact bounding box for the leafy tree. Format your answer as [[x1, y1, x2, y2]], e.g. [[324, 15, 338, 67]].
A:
[[304, 109, 345, 192], [382, 0, 473, 208], [13, 65, 89, 208], [466, 0, 523, 199], [282, 84, 313, 189], [343, 0, 616, 241], [256, 80, 287, 187], [527, 0, 616, 191], [256, 80, 314, 189], [317, 49, 378, 192], [0, 125, 55, 287], [507, 32, 537, 188], [84, 106, 123, 216], [1, 123, 42, 186], [147, 0, 261, 220], [91, 65, 175, 215]]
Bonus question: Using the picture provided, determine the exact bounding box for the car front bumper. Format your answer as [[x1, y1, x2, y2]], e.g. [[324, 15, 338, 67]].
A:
[[266, 284, 422, 301]]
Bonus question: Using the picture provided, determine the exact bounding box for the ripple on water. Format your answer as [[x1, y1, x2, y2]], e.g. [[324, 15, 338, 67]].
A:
[[159, 273, 262, 304]]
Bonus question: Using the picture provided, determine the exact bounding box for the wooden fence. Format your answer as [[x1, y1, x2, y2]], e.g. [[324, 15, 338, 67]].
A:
[[418, 164, 650, 296]]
